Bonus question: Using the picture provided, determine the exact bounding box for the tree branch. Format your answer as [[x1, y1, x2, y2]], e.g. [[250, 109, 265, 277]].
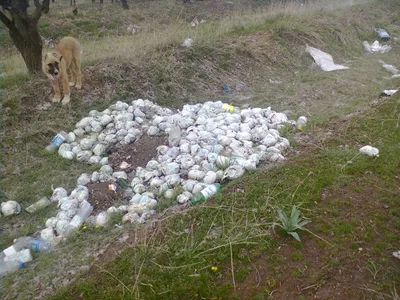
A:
[[0, 10, 14, 29], [32, 0, 49, 21]]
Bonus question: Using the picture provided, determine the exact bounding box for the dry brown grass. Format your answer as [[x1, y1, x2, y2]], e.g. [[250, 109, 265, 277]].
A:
[[0, 0, 374, 75]]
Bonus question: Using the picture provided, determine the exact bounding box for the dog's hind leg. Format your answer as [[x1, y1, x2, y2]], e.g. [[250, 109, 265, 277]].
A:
[[69, 62, 77, 87], [74, 56, 82, 90]]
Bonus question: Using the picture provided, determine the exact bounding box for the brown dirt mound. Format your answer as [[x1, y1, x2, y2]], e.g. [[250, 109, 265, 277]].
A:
[[86, 181, 127, 214], [108, 134, 167, 173]]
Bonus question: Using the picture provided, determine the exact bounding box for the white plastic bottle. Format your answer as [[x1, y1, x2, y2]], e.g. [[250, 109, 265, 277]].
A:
[[63, 200, 93, 237], [4, 249, 33, 263], [296, 116, 308, 131], [0, 260, 25, 277]]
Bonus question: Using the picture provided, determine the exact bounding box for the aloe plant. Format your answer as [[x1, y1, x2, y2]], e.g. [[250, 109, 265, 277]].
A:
[[275, 205, 310, 242]]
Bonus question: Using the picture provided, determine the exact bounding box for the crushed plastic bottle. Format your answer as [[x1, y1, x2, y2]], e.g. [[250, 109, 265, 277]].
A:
[[0, 260, 25, 277], [190, 183, 221, 205], [45, 131, 68, 152]]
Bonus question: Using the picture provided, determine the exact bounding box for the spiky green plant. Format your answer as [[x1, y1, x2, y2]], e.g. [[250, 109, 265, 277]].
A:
[[274, 205, 310, 242]]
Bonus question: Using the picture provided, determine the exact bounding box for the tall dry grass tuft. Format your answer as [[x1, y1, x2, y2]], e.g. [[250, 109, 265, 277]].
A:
[[0, 0, 373, 75]]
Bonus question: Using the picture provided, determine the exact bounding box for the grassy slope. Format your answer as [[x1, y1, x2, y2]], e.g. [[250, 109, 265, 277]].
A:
[[48, 92, 400, 299], [0, 0, 399, 298]]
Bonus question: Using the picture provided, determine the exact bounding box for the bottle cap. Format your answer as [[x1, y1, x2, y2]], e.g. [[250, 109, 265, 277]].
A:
[[19, 262, 25, 268]]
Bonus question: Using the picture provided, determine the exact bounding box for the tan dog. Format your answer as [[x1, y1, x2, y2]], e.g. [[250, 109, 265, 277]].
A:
[[42, 37, 82, 105]]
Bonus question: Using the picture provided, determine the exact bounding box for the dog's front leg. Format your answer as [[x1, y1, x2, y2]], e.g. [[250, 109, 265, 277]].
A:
[[61, 75, 71, 105], [50, 80, 62, 102]]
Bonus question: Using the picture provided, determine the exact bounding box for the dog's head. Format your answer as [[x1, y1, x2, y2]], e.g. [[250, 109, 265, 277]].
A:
[[43, 51, 62, 80]]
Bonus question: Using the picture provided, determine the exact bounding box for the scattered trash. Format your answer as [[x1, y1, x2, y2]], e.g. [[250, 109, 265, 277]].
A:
[[269, 79, 283, 84], [305, 45, 349, 72], [95, 212, 109, 227], [393, 250, 400, 260], [190, 183, 221, 205], [392, 74, 400, 79], [108, 184, 117, 193], [127, 24, 138, 35], [190, 17, 206, 27], [379, 60, 399, 74], [375, 28, 390, 41], [1, 201, 21, 216], [26, 197, 51, 213], [63, 200, 94, 237], [359, 145, 379, 157], [296, 116, 308, 131], [0, 260, 25, 277], [119, 161, 131, 169], [381, 89, 398, 96], [181, 38, 193, 48], [3, 249, 32, 264], [223, 84, 230, 94], [362, 40, 392, 53], [36, 102, 52, 111], [45, 131, 68, 152]]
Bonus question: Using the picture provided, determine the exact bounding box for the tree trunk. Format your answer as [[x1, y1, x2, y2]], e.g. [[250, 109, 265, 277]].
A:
[[8, 15, 43, 74], [120, 0, 128, 9]]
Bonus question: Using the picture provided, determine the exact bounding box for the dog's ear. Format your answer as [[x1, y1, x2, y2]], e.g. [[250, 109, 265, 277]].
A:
[[60, 56, 63, 62]]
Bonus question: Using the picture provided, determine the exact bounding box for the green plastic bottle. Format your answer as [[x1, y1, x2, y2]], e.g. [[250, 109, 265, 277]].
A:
[[189, 183, 221, 205]]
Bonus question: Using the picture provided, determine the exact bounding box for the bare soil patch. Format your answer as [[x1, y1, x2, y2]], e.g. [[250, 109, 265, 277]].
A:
[[108, 134, 167, 173], [86, 181, 127, 214]]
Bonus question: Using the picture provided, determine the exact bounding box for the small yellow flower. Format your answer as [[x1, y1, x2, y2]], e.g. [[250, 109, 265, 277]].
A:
[[211, 266, 218, 272], [82, 225, 87, 230]]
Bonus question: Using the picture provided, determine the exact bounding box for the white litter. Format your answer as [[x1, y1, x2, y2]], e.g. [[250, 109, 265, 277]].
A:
[[1, 201, 21, 216], [363, 41, 392, 54], [359, 145, 379, 157], [379, 60, 399, 74], [181, 38, 193, 48], [382, 90, 398, 96], [305, 45, 349, 72]]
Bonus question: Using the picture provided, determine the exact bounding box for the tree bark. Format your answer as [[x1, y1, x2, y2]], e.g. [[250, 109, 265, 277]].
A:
[[120, 0, 128, 9], [0, 0, 49, 74], [8, 15, 43, 73]]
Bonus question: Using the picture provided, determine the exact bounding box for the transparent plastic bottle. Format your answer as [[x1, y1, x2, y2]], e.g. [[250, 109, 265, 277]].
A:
[[45, 131, 68, 152], [25, 197, 51, 213], [63, 200, 93, 237], [3, 237, 51, 255], [296, 116, 308, 131], [0, 260, 25, 277], [190, 183, 221, 205]]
